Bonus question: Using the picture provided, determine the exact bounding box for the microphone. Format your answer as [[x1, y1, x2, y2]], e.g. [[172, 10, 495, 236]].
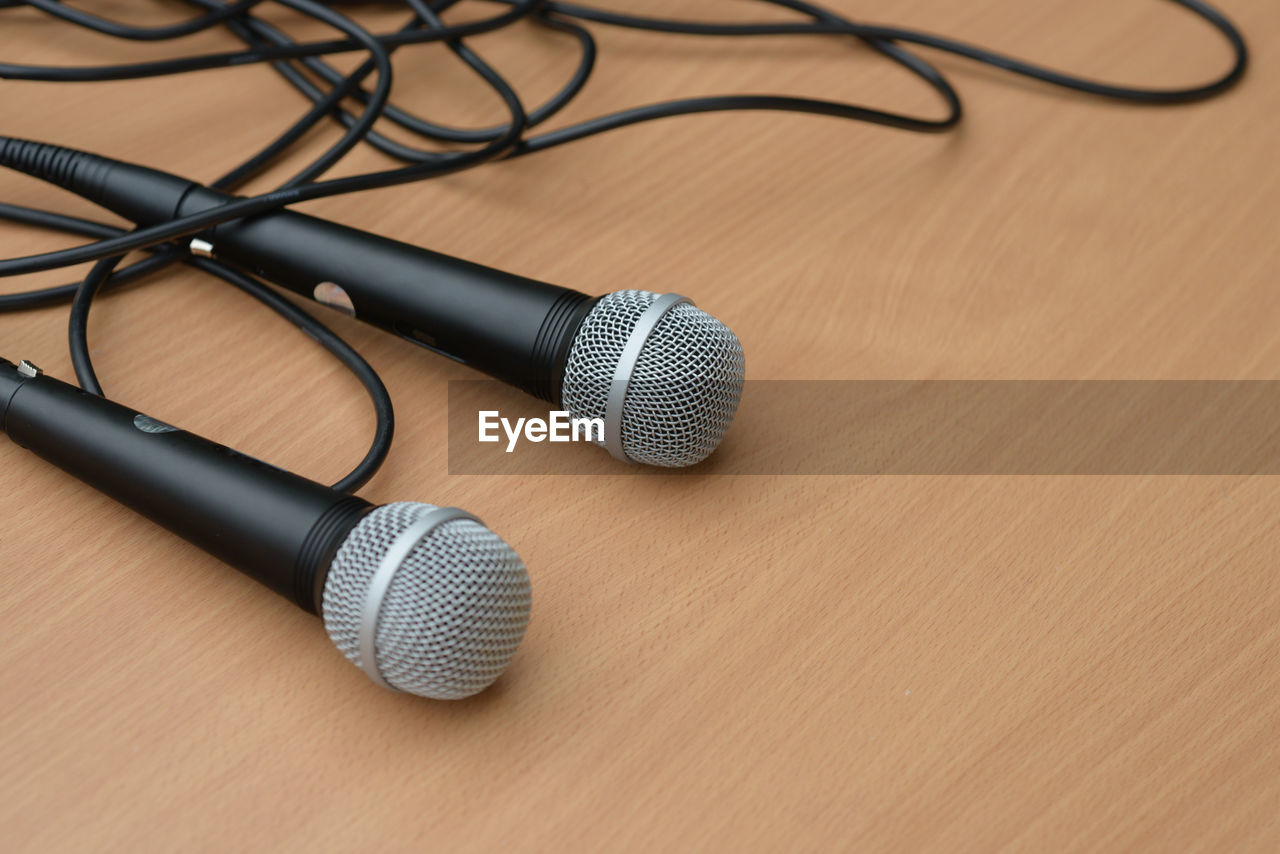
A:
[[0, 137, 746, 467], [0, 358, 531, 700]]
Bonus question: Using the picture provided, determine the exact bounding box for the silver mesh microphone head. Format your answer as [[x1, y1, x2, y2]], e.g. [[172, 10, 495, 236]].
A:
[[561, 290, 746, 467], [321, 502, 531, 700]]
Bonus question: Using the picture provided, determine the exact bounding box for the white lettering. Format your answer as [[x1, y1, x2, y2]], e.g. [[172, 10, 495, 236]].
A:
[[549, 410, 570, 442], [478, 411, 500, 443], [573, 415, 604, 443], [479, 410, 606, 452], [502, 417, 526, 453]]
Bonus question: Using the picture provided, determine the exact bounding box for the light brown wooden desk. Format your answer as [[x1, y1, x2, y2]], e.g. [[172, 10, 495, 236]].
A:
[[1, 2, 1277, 850]]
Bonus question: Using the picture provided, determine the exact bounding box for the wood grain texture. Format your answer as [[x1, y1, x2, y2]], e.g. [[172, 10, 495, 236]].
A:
[[1, 1, 1278, 850]]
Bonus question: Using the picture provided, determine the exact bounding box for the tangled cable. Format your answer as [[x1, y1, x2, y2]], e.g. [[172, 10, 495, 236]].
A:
[[0, 0, 1250, 491]]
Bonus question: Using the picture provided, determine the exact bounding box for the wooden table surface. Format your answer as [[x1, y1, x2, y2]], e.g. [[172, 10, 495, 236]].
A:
[[2, 2, 1277, 850]]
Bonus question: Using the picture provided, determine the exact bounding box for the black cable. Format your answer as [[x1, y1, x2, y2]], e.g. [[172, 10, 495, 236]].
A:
[[546, 0, 1247, 104], [0, 0, 1239, 275], [0, 0, 1247, 278], [67, 253, 395, 493], [266, 0, 399, 188], [221, 2, 595, 163], [0, 4, 540, 82], [19, 0, 269, 41]]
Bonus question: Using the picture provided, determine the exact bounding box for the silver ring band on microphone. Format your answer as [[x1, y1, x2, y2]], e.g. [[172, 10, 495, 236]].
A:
[[604, 292, 692, 462], [356, 505, 479, 691]]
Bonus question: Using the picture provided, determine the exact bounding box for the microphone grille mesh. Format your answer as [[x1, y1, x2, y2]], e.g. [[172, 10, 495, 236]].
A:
[[562, 290, 745, 467], [322, 502, 531, 700]]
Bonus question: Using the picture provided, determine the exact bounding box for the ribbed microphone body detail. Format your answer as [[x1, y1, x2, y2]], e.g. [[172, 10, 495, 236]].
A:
[[294, 495, 373, 614], [0, 137, 111, 205], [0, 135, 197, 225], [532, 289, 597, 403]]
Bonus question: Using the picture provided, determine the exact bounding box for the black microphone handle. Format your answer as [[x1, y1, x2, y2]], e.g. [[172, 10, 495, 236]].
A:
[[180, 186, 600, 402], [0, 359, 371, 614]]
